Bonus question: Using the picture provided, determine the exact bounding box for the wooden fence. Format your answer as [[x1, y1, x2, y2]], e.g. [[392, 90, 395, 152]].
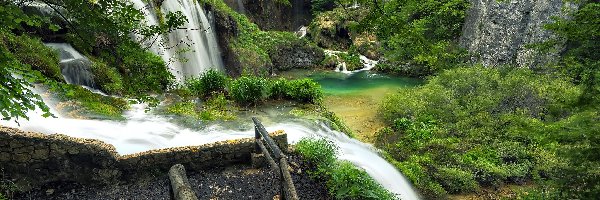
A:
[[252, 117, 299, 200]]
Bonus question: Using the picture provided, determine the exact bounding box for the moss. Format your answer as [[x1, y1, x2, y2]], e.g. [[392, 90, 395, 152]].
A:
[[89, 57, 124, 95], [165, 101, 199, 118], [1, 34, 63, 82], [203, 0, 307, 74], [53, 84, 129, 120]]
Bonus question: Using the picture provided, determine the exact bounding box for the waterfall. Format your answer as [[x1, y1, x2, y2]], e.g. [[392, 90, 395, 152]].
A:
[[1, 101, 420, 199], [131, 0, 224, 82], [324, 49, 379, 74], [45, 43, 97, 89]]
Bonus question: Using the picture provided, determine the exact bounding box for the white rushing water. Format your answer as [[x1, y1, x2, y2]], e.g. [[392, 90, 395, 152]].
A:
[[131, 0, 224, 81], [1, 87, 419, 199], [45, 43, 97, 89], [324, 50, 379, 74]]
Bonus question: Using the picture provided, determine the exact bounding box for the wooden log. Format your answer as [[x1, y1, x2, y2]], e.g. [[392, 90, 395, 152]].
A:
[[279, 157, 299, 200], [169, 164, 198, 200], [256, 139, 280, 172]]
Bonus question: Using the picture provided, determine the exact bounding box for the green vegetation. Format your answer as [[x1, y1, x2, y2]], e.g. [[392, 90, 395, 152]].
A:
[[52, 84, 129, 120], [356, 0, 469, 76], [285, 79, 323, 104], [376, 66, 580, 198], [296, 138, 396, 200], [185, 69, 228, 99], [203, 0, 311, 74], [310, 0, 336, 14], [230, 76, 268, 105], [0, 2, 54, 122], [1, 34, 63, 82]]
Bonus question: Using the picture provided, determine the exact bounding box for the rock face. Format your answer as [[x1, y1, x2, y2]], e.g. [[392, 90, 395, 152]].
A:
[[270, 40, 325, 71], [223, 0, 313, 31], [460, 0, 576, 67]]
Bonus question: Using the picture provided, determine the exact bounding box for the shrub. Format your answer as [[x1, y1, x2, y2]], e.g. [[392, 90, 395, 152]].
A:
[[89, 58, 123, 95], [286, 78, 323, 103], [268, 78, 290, 99], [328, 161, 397, 200], [116, 42, 173, 94], [377, 66, 582, 198], [186, 69, 227, 98], [296, 138, 396, 200], [1, 34, 63, 82], [435, 167, 479, 194], [296, 138, 338, 168], [229, 76, 268, 105]]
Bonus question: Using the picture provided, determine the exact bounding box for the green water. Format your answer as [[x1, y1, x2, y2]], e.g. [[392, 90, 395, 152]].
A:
[[281, 70, 423, 95]]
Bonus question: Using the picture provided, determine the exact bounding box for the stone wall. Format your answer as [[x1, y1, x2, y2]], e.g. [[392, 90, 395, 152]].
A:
[[460, 0, 577, 68], [0, 126, 287, 191]]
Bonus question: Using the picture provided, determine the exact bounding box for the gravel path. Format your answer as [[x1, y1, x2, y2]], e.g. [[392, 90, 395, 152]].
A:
[[15, 155, 330, 200]]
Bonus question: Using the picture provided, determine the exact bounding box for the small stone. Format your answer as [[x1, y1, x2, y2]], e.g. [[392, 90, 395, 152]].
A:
[[46, 189, 54, 195], [273, 194, 281, 200], [0, 152, 11, 162]]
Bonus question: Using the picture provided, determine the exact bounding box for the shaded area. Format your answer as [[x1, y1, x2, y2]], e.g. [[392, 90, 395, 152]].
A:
[[15, 155, 329, 200]]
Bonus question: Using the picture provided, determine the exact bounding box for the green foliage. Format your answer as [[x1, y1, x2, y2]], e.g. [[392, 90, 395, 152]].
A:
[[229, 76, 268, 105], [165, 101, 199, 119], [359, 0, 470, 76], [53, 84, 129, 120], [295, 138, 396, 200], [0, 33, 52, 122], [544, 2, 600, 104], [116, 42, 173, 94], [268, 78, 289, 100], [186, 69, 227, 98], [1, 34, 63, 82], [296, 138, 338, 168], [286, 78, 323, 104], [89, 58, 124, 95], [328, 161, 397, 200], [377, 66, 581, 198], [311, 0, 336, 14]]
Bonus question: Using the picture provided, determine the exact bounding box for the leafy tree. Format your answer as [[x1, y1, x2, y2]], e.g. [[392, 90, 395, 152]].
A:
[[544, 1, 600, 104], [0, 2, 52, 122], [356, 0, 470, 76]]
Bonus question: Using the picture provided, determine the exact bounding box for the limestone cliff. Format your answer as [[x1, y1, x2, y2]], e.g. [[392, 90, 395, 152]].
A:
[[460, 0, 577, 67], [223, 0, 313, 31]]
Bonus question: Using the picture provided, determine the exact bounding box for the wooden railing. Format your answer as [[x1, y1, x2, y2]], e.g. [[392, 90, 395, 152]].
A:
[[252, 117, 299, 200]]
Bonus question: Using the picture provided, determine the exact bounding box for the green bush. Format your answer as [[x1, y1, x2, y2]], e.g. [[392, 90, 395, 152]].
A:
[[1, 34, 63, 82], [186, 69, 227, 98], [376, 66, 582, 198], [296, 138, 396, 200], [116, 42, 173, 94], [89, 58, 123, 95], [435, 167, 479, 194], [296, 138, 338, 168], [229, 76, 268, 105], [268, 78, 290, 100], [286, 78, 323, 103], [327, 161, 397, 200]]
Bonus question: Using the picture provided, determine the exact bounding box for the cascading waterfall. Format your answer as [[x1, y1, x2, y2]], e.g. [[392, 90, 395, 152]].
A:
[[324, 49, 379, 74], [131, 0, 224, 81], [45, 43, 97, 89]]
